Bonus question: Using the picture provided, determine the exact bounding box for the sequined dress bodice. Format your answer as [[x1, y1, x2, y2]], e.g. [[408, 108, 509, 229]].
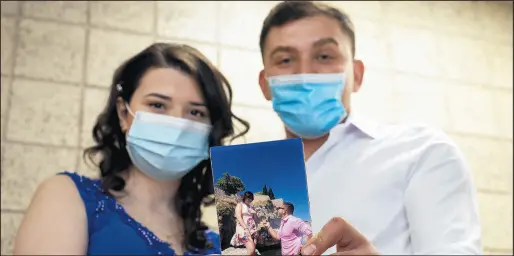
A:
[[60, 172, 221, 255]]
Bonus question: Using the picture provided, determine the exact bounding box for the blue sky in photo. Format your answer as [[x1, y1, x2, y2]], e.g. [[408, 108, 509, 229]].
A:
[[210, 138, 311, 222]]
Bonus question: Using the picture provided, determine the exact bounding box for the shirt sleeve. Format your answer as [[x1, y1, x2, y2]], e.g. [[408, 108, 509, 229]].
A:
[[293, 217, 313, 236], [404, 130, 482, 254]]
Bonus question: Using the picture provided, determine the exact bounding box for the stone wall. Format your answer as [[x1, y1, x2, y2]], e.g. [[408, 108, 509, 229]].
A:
[[1, 1, 512, 255]]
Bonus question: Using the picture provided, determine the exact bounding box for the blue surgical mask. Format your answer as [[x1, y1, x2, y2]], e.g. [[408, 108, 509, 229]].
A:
[[125, 106, 211, 181], [268, 73, 347, 139]]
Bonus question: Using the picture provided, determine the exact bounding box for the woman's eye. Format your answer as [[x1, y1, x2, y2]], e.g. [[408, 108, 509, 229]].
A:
[[149, 103, 165, 109], [190, 109, 205, 117]]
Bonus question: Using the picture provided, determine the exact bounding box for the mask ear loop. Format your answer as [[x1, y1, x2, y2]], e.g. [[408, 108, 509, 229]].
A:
[[125, 103, 135, 117], [117, 83, 136, 118]]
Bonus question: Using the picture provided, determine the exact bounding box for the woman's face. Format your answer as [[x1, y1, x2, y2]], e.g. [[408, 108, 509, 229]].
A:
[[118, 67, 210, 133], [244, 198, 253, 205]]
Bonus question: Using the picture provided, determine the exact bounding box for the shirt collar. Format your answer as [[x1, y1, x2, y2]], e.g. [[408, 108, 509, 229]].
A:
[[334, 112, 379, 140], [282, 215, 291, 221]]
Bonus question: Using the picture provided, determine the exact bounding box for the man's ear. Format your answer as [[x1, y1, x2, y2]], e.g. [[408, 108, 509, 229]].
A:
[[352, 60, 365, 93], [258, 70, 272, 101], [116, 97, 129, 133]]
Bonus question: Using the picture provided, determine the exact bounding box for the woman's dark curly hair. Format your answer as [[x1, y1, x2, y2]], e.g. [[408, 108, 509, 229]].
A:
[[83, 42, 250, 251], [242, 191, 254, 202]]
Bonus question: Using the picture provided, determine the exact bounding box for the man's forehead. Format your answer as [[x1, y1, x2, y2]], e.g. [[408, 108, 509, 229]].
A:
[[264, 16, 351, 55]]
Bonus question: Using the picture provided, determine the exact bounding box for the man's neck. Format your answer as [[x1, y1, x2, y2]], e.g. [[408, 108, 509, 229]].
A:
[[284, 110, 351, 161], [286, 130, 328, 161]]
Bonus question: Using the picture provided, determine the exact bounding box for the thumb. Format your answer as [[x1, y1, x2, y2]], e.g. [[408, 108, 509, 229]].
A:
[[301, 217, 367, 255]]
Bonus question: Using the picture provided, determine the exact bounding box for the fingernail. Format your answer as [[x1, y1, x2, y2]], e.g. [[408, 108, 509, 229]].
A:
[[302, 244, 316, 255]]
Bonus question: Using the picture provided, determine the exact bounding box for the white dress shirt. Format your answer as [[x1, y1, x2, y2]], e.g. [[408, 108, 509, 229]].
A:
[[306, 114, 482, 255]]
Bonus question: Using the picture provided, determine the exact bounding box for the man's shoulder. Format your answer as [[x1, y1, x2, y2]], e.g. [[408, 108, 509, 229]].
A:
[[364, 117, 455, 147]]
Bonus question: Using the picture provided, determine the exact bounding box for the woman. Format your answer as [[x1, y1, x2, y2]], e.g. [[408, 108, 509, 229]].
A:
[[14, 43, 249, 255], [231, 191, 258, 255]]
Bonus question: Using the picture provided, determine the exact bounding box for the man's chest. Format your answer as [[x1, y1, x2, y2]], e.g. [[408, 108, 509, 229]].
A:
[[305, 140, 415, 245]]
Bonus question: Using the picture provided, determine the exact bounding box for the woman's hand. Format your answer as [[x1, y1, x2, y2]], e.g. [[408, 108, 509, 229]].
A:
[[300, 217, 380, 255]]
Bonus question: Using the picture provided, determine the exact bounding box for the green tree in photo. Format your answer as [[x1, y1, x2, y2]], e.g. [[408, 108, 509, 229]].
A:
[[268, 188, 275, 200], [215, 173, 245, 195], [262, 184, 269, 195]]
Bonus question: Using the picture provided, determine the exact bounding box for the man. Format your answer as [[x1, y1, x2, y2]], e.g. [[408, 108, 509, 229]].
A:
[[264, 202, 313, 255], [257, 1, 482, 255]]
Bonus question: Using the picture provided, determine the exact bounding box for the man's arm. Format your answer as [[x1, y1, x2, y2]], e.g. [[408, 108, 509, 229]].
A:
[[266, 224, 280, 240], [404, 130, 482, 254], [293, 218, 313, 240]]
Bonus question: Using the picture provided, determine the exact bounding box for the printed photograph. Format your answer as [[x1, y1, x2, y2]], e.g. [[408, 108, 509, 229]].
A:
[[210, 138, 313, 256]]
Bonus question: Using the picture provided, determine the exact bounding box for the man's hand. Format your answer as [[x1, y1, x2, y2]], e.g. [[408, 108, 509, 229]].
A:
[[300, 217, 380, 255]]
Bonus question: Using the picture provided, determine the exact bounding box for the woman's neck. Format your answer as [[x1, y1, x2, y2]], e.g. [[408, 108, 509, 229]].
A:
[[122, 166, 182, 211]]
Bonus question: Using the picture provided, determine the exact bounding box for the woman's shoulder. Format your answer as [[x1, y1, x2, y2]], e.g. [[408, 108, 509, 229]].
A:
[[34, 172, 103, 207]]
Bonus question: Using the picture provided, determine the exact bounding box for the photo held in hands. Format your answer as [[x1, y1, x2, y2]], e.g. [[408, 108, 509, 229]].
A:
[[210, 138, 313, 256]]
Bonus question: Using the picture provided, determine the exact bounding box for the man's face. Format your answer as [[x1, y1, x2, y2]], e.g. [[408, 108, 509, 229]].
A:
[[277, 204, 286, 216], [259, 15, 365, 114]]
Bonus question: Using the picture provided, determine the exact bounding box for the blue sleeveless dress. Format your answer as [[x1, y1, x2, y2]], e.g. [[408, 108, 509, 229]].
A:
[[60, 172, 221, 255]]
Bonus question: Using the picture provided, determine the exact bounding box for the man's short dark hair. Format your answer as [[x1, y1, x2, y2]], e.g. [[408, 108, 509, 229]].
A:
[[283, 202, 294, 214], [259, 1, 356, 57]]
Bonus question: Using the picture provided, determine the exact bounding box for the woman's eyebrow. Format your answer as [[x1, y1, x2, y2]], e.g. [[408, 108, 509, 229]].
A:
[[190, 101, 206, 107], [145, 93, 171, 101]]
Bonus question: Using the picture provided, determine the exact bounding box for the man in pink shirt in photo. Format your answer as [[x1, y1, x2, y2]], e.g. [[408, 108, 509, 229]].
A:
[[265, 202, 313, 256]]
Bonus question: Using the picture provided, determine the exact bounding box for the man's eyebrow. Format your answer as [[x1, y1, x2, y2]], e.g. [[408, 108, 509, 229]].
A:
[[312, 37, 339, 48], [269, 46, 296, 58]]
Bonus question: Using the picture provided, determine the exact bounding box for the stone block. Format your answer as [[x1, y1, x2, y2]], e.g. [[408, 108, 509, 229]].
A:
[[1, 1, 19, 15], [6, 79, 81, 146], [431, 1, 481, 38], [1, 76, 10, 138], [219, 48, 269, 108], [446, 84, 497, 137], [478, 192, 513, 250], [86, 29, 152, 86], [219, 1, 278, 50], [438, 36, 489, 86], [351, 69, 397, 124], [156, 1, 217, 43], [492, 90, 513, 139], [14, 19, 86, 83], [0, 212, 23, 255], [392, 73, 449, 129], [1, 143, 78, 210], [81, 87, 109, 148], [22, 1, 87, 24], [388, 27, 439, 77], [91, 1, 154, 33], [227, 105, 285, 145], [381, 1, 433, 29], [1, 16, 15, 76], [450, 134, 513, 193]]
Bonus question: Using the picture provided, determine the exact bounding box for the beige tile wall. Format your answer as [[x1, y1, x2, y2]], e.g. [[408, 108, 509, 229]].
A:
[[1, 1, 512, 254]]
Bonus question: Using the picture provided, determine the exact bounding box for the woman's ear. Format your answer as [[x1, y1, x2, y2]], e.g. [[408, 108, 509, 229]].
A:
[[116, 97, 129, 133]]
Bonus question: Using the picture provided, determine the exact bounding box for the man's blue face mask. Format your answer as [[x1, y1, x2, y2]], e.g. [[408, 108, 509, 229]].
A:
[[267, 73, 347, 139]]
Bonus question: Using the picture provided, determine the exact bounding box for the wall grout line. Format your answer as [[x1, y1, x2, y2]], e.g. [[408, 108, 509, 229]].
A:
[[1, 0, 24, 181], [477, 188, 513, 196], [0, 209, 25, 214], [75, 0, 92, 172], [152, 0, 158, 42], [3, 139, 81, 150]]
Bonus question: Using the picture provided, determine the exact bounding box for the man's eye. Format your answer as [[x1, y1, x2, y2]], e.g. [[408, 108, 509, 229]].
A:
[[317, 54, 333, 61], [276, 57, 293, 65]]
